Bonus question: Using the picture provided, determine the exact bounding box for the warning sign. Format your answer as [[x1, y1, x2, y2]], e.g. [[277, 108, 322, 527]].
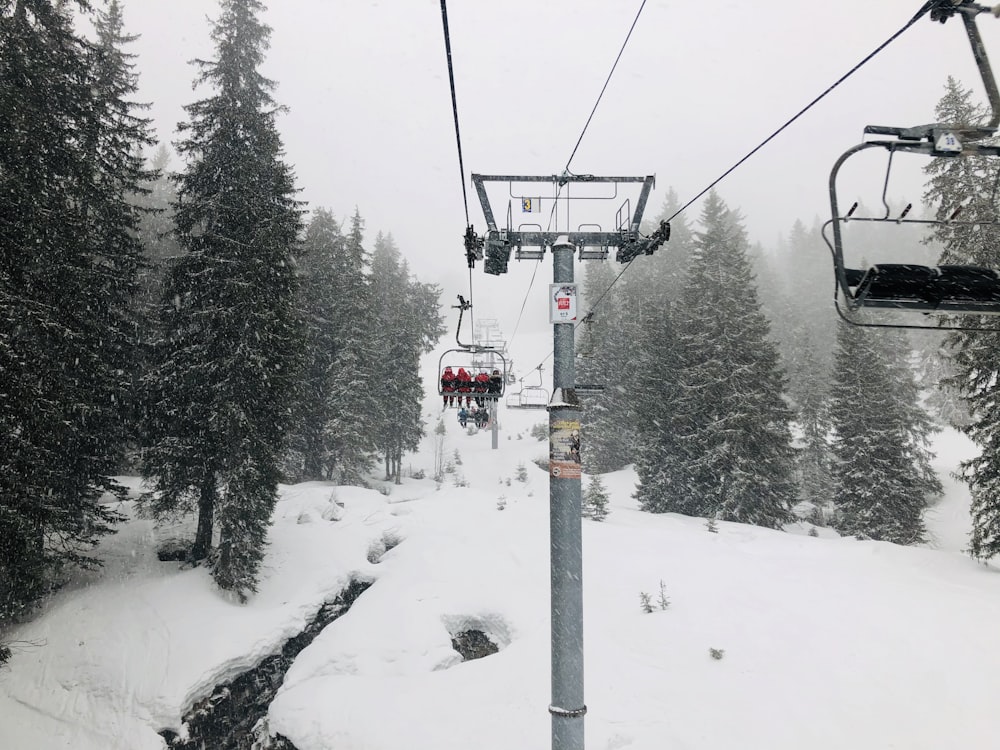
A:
[[549, 284, 577, 323], [550, 418, 581, 479]]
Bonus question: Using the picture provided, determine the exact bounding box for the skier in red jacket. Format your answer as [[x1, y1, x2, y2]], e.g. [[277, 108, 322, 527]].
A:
[[455, 367, 473, 406], [441, 366, 457, 406], [474, 370, 490, 407]]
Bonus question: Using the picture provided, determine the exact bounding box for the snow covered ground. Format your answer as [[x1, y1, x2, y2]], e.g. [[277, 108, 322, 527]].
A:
[[2, 363, 999, 749]]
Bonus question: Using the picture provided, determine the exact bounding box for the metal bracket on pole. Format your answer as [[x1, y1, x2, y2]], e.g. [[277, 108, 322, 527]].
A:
[[469, 174, 662, 274]]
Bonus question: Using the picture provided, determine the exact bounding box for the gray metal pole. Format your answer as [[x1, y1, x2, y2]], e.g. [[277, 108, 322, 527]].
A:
[[491, 401, 498, 450], [548, 236, 585, 750]]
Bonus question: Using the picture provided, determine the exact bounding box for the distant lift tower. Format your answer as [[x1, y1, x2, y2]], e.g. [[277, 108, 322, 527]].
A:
[[465, 173, 669, 750]]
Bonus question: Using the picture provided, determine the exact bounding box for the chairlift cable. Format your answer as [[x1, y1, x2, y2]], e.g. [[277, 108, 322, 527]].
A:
[[660, 0, 937, 229], [439, 0, 471, 226], [576, 0, 940, 332], [564, 0, 648, 174]]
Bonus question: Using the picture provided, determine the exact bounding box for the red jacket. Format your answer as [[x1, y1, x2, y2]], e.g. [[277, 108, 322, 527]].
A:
[[441, 367, 456, 392]]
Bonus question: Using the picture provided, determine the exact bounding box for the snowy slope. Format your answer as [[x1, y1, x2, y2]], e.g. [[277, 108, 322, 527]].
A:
[[1, 368, 998, 749]]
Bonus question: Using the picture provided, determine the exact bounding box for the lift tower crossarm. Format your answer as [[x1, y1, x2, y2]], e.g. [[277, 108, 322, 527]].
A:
[[471, 173, 655, 242]]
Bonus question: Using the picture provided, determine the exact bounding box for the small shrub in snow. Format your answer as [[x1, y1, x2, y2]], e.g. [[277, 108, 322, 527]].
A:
[[377, 484, 391, 497], [497, 496, 507, 511], [409, 467, 426, 480], [657, 580, 670, 610], [505, 477, 511, 486], [808, 526, 819, 537], [453, 449, 462, 466], [639, 592, 654, 613], [453, 473, 468, 488], [515, 463, 528, 483], [0, 642, 10, 666], [706, 517, 719, 533], [517, 433, 523, 440], [530, 423, 547, 441], [709, 647, 725, 660]]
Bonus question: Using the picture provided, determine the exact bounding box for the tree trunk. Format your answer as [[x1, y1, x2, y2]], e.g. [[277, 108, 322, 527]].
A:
[[191, 474, 216, 561]]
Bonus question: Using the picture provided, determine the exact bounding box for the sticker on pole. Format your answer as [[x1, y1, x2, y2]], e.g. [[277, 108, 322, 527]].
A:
[[550, 418, 581, 479], [549, 284, 577, 323]]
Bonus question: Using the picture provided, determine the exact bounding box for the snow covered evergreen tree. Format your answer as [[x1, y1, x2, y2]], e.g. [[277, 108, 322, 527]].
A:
[[631, 204, 693, 515], [582, 474, 610, 521], [0, 0, 152, 617], [370, 232, 444, 483], [920, 77, 1000, 559], [793, 340, 834, 518], [828, 320, 941, 544], [314, 209, 380, 483], [668, 192, 797, 528], [141, 0, 304, 598], [284, 208, 347, 481], [577, 259, 634, 472]]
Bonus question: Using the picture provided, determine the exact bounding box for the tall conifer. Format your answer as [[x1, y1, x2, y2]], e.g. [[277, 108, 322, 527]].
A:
[[0, 0, 151, 615], [668, 192, 796, 528], [141, 0, 303, 598], [923, 77, 1000, 559], [828, 321, 940, 544]]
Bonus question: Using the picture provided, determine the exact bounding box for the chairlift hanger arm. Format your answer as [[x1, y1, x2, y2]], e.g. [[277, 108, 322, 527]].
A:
[[928, 2, 1000, 126]]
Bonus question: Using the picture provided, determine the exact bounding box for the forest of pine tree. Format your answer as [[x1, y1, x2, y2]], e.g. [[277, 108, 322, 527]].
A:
[[4, 0, 1000, 670], [0, 0, 444, 625]]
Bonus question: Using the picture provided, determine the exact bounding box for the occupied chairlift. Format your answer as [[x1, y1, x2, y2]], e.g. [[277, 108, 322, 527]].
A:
[[824, 0, 1000, 327], [506, 365, 550, 409], [437, 296, 507, 405]]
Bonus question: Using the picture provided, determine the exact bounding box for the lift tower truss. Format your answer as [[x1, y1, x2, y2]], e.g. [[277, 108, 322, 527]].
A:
[[467, 173, 668, 272]]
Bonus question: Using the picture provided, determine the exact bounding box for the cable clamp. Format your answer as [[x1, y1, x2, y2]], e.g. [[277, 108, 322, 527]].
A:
[[548, 704, 588, 718]]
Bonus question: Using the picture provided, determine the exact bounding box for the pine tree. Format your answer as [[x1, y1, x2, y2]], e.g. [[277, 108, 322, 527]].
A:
[[370, 232, 444, 483], [828, 320, 940, 544], [922, 77, 1000, 559], [792, 336, 834, 515], [582, 474, 610, 521], [317, 209, 379, 483], [0, 0, 151, 617], [141, 0, 304, 598], [630, 197, 695, 514], [667, 192, 797, 528], [284, 208, 347, 481], [577, 259, 634, 472]]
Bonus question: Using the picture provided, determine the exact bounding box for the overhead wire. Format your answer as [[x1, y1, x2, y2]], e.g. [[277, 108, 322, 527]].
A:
[[440, 0, 477, 334], [565, 0, 648, 174], [508, 0, 648, 368], [439, 0, 470, 226], [572, 0, 942, 336]]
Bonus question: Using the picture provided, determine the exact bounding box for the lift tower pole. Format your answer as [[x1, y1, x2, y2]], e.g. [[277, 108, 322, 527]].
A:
[[548, 236, 584, 750], [466, 173, 668, 750]]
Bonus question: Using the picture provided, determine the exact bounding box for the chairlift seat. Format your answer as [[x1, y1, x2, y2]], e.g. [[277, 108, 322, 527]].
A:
[[853, 264, 937, 306], [934, 265, 1000, 304], [847, 263, 1000, 312]]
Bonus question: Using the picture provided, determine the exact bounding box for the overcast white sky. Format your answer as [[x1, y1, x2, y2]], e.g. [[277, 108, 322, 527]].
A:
[[116, 0, 990, 359]]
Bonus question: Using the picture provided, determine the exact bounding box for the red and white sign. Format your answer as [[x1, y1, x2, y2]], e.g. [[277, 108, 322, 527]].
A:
[[549, 284, 577, 323]]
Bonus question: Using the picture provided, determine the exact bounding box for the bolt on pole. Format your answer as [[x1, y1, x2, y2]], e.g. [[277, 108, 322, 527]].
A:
[[547, 236, 585, 750]]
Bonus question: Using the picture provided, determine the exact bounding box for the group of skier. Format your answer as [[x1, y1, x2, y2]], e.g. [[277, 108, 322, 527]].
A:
[[440, 366, 504, 407], [457, 405, 491, 429]]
